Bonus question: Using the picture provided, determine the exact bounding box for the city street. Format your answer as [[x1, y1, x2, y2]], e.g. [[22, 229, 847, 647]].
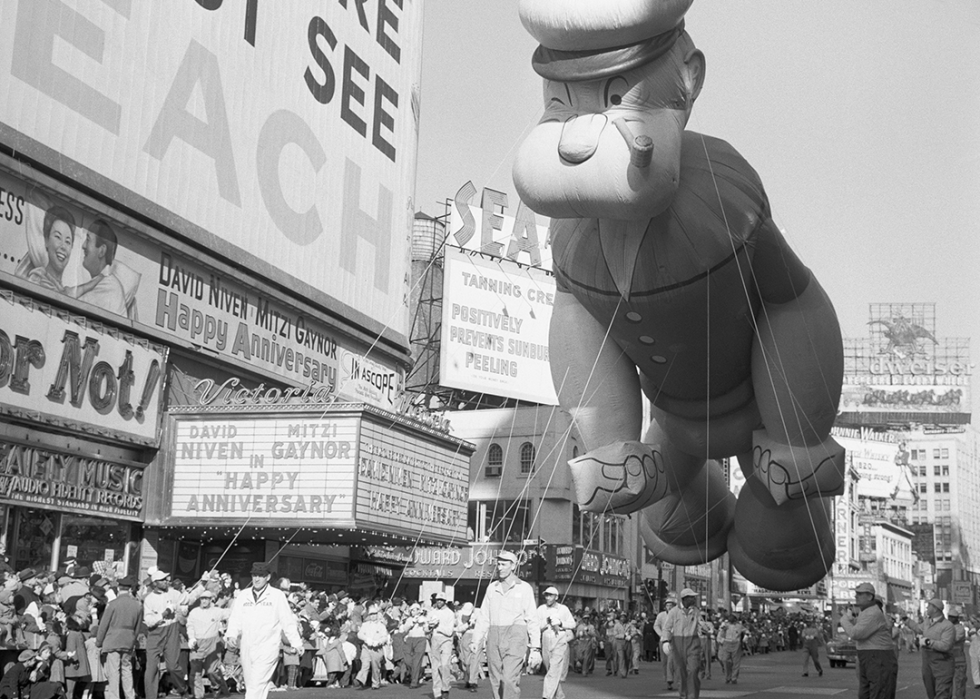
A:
[[276, 648, 929, 699]]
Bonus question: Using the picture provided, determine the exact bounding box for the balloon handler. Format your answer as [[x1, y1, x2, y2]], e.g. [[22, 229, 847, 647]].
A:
[[224, 562, 304, 699], [514, 0, 845, 591]]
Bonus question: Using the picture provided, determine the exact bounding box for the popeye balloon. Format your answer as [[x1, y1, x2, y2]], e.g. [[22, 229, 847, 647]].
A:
[[514, 0, 846, 591]]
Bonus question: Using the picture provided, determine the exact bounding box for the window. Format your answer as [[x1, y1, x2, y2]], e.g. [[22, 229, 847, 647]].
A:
[[573, 504, 600, 548], [935, 465, 942, 476], [603, 514, 625, 556], [920, 466, 927, 477], [941, 465, 949, 476], [933, 449, 942, 459], [934, 483, 942, 493], [910, 450, 920, 461], [920, 483, 928, 493], [468, 500, 530, 543], [485, 443, 503, 478], [942, 482, 950, 493], [520, 442, 536, 474], [942, 448, 949, 459]]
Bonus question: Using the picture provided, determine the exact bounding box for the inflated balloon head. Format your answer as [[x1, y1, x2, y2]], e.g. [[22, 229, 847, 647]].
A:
[[514, 0, 705, 220]]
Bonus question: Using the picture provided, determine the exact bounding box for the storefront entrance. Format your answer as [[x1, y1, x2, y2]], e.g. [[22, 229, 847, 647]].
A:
[[3, 507, 137, 575]]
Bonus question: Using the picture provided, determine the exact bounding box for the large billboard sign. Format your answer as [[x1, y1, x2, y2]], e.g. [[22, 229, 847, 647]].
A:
[[439, 246, 557, 405], [0, 167, 405, 410], [0, 290, 167, 446], [0, 2, 422, 341], [841, 304, 972, 424], [168, 407, 472, 543], [448, 182, 553, 271]]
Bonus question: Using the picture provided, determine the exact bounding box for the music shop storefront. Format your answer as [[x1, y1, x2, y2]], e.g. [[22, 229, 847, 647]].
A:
[[0, 288, 167, 576], [141, 398, 474, 591]]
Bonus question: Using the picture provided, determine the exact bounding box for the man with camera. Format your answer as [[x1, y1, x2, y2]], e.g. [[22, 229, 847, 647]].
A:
[[906, 597, 955, 699], [839, 582, 897, 698]]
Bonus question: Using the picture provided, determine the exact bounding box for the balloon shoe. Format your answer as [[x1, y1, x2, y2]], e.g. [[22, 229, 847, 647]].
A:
[[640, 461, 735, 565], [751, 429, 845, 505], [727, 477, 835, 591]]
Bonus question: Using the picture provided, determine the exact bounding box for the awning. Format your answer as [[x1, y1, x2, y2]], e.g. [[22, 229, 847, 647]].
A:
[[887, 584, 912, 602]]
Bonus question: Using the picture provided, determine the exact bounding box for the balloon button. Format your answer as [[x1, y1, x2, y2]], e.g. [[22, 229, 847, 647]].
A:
[[625, 311, 642, 323], [651, 355, 668, 364], [639, 336, 656, 345]]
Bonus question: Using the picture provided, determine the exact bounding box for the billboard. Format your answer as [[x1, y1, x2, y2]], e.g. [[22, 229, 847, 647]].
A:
[[831, 426, 903, 499], [0, 167, 405, 410], [0, 290, 167, 446], [168, 407, 472, 543], [439, 246, 557, 405], [841, 304, 971, 424], [448, 182, 553, 270], [0, 2, 422, 341]]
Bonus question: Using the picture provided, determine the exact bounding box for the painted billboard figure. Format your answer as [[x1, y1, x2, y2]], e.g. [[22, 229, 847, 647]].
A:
[[15, 191, 141, 318], [513, 0, 846, 590]]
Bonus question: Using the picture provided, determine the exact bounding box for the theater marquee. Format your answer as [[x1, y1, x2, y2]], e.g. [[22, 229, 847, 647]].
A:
[[165, 404, 473, 544]]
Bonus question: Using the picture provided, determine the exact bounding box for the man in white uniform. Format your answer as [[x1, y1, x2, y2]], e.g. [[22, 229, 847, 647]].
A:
[[536, 587, 575, 699], [654, 594, 677, 691], [474, 550, 541, 699], [426, 591, 457, 699], [225, 562, 303, 699]]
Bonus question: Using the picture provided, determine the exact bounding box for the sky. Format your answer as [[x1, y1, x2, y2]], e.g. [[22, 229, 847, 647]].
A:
[[414, 0, 980, 412]]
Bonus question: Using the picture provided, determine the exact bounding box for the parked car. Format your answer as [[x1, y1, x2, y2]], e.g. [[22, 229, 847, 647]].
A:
[[826, 634, 858, 668]]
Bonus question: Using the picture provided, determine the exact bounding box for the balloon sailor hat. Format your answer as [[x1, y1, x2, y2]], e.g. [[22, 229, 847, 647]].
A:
[[520, 0, 694, 81]]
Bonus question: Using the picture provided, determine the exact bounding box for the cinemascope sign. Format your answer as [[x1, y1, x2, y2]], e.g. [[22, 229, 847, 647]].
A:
[[0, 1, 422, 341]]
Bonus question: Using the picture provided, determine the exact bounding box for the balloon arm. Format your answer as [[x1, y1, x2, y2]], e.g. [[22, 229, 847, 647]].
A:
[[751, 218, 812, 305], [549, 289, 642, 450]]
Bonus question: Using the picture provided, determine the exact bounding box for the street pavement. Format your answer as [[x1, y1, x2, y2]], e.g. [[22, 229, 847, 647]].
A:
[[269, 646, 931, 698]]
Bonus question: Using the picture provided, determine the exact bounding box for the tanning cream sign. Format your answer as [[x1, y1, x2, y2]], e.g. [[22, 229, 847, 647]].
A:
[[0, 1, 421, 342], [439, 246, 558, 405]]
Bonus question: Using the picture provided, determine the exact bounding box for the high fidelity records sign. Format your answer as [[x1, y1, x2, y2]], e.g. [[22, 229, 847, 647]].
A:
[[0, 291, 166, 446], [168, 406, 472, 543]]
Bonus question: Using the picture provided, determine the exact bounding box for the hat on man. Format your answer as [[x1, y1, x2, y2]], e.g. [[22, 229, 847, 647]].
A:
[[544, 586, 559, 596], [948, 604, 962, 617], [854, 582, 876, 595], [72, 566, 91, 579], [250, 561, 273, 577], [335, 589, 349, 600], [680, 588, 698, 599], [117, 575, 136, 589], [367, 604, 381, 615], [928, 598, 945, 611], [199, 589, 214, 598], [432, 590, 447, 602], [149, 567, 170, 582], [461, 602, 474, 616], [17, 568, 37, 583], [497, 550, 519, 564], [665, 594, 677, 605], [18, 649, 35, 663]]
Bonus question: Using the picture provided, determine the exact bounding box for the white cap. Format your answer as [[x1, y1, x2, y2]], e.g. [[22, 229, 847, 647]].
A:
[[149, 567, 170, 582], [680, 588, 698, 599], [461, 602, 474, 616], [544, 586, 560, 596]]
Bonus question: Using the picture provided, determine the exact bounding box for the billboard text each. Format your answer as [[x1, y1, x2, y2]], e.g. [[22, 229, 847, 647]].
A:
[[0, 2, 422, 340]]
